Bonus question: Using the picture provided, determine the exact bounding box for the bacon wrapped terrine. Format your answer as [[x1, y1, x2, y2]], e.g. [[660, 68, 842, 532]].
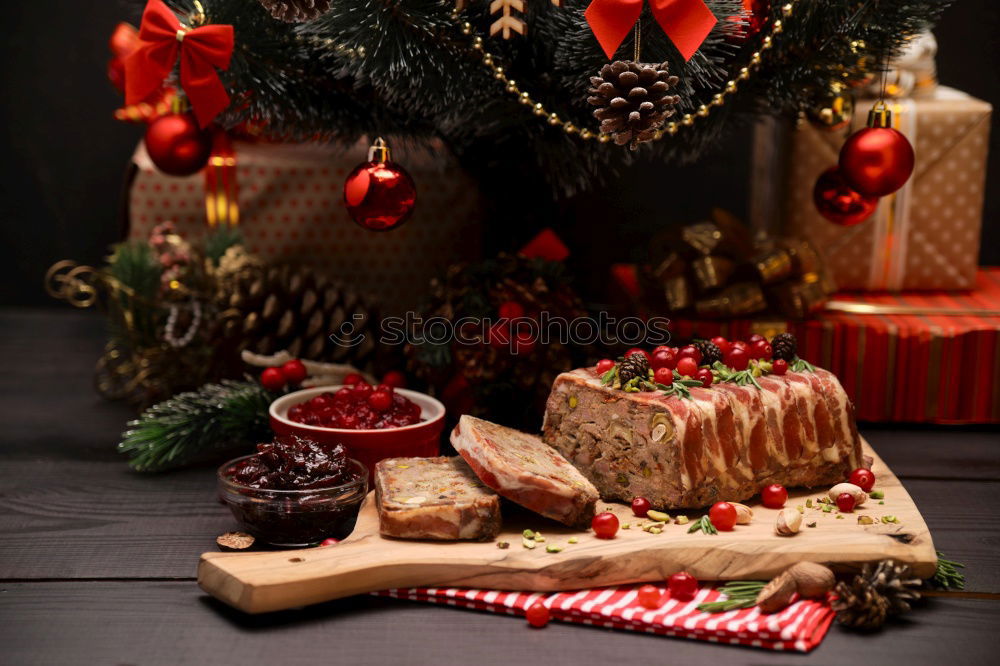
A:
[[375, 456, 501, 540], [542, 366, 863, 508]]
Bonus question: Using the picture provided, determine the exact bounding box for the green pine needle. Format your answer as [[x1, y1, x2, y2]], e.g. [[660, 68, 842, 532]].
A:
[[118, 380, 273, 472], [203, 226, 245, 265]]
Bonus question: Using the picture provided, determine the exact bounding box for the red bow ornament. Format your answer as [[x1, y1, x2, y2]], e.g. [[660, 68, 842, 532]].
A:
[[124, 0, 234, 127], [585, 0, 717, 62]]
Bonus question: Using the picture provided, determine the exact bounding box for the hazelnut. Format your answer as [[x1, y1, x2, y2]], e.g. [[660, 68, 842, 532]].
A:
[[775, 508, 802, 536], [828, 482, 867, 506]]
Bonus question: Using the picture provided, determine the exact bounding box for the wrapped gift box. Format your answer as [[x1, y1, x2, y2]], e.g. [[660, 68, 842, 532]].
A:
[[126, 139, 484, 315], [667, 268, 1000, 424], [753, 87, 991, 291]]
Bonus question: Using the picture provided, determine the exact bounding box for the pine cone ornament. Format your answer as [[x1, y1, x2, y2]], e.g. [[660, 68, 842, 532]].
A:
[[833, 560, 922, 631], [258, 0, 330, 22], [588, 61, 681, 148], [771, 332, 797, 361], [692, 339, 723, 366], [618, 351, 651, 383], [211, 255, 379, 373]]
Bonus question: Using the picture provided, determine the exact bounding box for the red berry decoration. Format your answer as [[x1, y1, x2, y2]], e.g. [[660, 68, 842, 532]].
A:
[[836, 492, 856, 513], [526, 602, 550, 628], [368, 390, 393, 412], [750, 339, 772, 361], [724, 347, 750, 371], [668, 572, 698, 601], [731, 340, 749, 352], [678, 345, 703, 364], [343, 372, 364, 386], [596, 358, 615, 374], [653, 367, 673, 386], [710, 336, 731, 357], [260, 367, 286, 392], [625, 347, 652, 363], [676, 356, 699, 378], [144, 112, 212, 176], [839, 105, 915, 196], [849, 468, 876, 492], [319, 538, 340, 547], [381, 370, 406, 388], [498, 300, 525, 320], [772, 359, 788, 376], [281, 359, 308, 385], [694, 368, 713, 388], [708, 502, 737, 531], [761, 484, 788, 509], [344, 137, 416, 232], [651, 348, 676, 370], [352, 381, 373, 396], [637, 584, 662, 609], [591, 511, 620, 539], [813, 166, 879, 227], [631, 496, 652, 517], [748, 334, 765, 345]]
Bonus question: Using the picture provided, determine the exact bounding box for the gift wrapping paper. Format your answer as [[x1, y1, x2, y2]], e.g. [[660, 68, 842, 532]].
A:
[[374, 584, 834, 652], [668, 268, 1000, 424], [755, 86, 991, 291], [127, 139, 484, 315]]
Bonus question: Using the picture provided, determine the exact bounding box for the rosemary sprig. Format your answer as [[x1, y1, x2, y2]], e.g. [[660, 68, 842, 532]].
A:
[[687, 515, 718, 535], [929, 551, 966, 590], [712, 361, 762, 389], [697, 581, 767, 613], [790, 357, 817, 373]]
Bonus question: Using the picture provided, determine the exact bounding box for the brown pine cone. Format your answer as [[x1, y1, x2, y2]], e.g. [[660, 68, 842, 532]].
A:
[[833, 560, 922, 631], [692, 339, 723, 366], [258, 0, 331, 22], [771, 332, 797, 361], [618, 351, 650, 384], [587, 61, 681, 148]]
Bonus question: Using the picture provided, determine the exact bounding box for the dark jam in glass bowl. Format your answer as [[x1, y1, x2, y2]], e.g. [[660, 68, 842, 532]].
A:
[[287, 382, 422, 429], [219, 435, 368, 547]]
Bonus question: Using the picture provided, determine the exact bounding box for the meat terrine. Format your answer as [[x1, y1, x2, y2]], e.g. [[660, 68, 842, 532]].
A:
[[451, 415, 599, 527], [542, 366, 863, 509], [374, 456, 501, 540]]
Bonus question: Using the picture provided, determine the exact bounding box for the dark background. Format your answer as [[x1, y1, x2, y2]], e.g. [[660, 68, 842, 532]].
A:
[[1, 1, 997, 306]]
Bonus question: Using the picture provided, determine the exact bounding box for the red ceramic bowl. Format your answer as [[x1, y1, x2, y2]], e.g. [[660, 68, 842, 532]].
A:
[[269, 386, 446, 478]]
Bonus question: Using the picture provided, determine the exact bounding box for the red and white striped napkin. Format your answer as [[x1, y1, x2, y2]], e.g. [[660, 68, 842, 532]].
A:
[[374, 584, 834, 652]]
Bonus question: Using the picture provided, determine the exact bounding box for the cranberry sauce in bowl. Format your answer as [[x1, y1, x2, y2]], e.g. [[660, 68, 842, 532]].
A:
[[218, 435, 368, 547], [287, 380, 422, 430]]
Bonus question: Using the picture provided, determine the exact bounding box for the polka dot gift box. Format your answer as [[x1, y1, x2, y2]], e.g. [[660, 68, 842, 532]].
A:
[[759, 87, 991, 291], [127, 138, 484, 316]]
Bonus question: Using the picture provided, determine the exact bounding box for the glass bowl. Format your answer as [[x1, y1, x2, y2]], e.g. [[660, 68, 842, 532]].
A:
[[218, 455, 368, 547]]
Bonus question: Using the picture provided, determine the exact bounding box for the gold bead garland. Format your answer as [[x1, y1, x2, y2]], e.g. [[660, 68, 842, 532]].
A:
[[451, 2, 797, 143]]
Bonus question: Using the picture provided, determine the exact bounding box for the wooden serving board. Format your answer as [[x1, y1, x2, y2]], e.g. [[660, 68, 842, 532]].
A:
[[199, 439, 937, 613]]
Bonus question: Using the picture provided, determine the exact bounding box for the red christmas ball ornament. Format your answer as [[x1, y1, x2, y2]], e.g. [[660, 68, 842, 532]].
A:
[[344, 137, 416, 232], [144, 112, 212, 177], [813, 166, 878, 227], [838, 102, 915, 197]]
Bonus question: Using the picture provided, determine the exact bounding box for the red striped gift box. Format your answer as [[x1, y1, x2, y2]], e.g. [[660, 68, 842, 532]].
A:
[[374, 584, 834, 652]]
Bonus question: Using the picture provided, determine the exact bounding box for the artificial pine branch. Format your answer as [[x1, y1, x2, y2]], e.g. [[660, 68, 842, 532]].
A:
[[118, 379, 273, 472]]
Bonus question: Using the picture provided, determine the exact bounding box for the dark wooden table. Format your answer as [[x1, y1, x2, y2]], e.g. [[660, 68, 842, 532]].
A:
[[2, 310, 998, 665]]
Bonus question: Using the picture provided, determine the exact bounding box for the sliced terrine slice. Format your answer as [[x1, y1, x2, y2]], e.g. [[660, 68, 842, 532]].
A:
[[450, 415, 599, 528], [375, 456, 501, 540]]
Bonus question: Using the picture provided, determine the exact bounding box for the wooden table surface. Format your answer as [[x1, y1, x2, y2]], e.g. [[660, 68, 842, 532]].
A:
[[2, 309, 998, 665]]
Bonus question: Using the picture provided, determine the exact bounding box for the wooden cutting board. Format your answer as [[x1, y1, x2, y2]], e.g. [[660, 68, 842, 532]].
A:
[[199, 439, 936, 613]]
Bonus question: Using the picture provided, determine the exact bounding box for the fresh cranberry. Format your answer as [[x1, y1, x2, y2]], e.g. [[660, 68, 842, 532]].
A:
[[711, 336, 731, 357], [709, 502, 737, 531], [654, 367, 673, 386], [761, 484, 788, 509], [637, 584, 662, 609], [678, 345, 703, 365], [381, 370, 406, 388], [352, 381, 373, 397], [725, 347, 750, 371], [260, 367, 286, 391], [343, 372, 364, 386], [651, 348, 677, 370], [288, 405, 305, 420], [498, 300, 525, 320], [368, 390, 392, 412], [335, 387, 353, 400], [694, 368, 713, 388], [526, 602, 550, 628], [625, 348, 652, 363], [596, 358, 615, 374], [281, 359, 308, 385], [750, 339, 772, 360], [375, 383, 395, 395], [748, 334, 765, 345], [676, 356, 699, 377], [309, 394, 333, 410], [731, 340, 749, 353], [591, 512, 619, 539], [652, 345, 672, 355], [849, 468, 876, 492], [631, 496, 652, 517], [836, 492, 856, 513], [668, 572, 698, 601], [772, 359, 788, 376]]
